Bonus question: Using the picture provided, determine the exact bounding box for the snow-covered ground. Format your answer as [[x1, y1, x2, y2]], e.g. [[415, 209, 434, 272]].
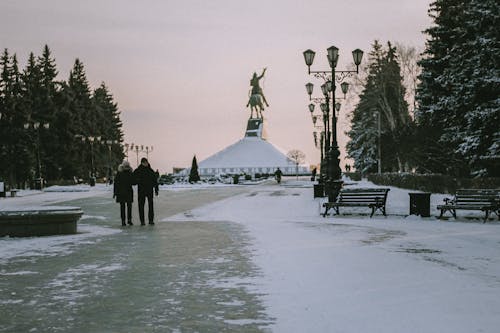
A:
[[1, 178, 499, 332], [165, 178, 500, 333], [0, 184, 112, 210]]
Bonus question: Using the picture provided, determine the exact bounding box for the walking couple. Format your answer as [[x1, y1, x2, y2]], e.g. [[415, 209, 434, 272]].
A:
[[113, 157, 159, 226]]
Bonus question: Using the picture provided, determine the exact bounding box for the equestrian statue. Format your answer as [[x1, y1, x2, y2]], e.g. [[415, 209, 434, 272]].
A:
[[246, 68, 269, 119]]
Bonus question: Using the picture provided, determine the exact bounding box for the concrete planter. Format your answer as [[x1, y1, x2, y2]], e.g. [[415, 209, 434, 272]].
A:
[[0, 207, 83, 237]]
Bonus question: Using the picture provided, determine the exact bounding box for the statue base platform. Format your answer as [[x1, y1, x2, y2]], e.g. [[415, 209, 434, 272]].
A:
[[245, 118, 267, 140]]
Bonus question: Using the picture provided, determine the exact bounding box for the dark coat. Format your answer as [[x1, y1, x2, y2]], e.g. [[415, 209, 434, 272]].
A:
[[133, 164, 159, 197], [114, 168, 134, 203]]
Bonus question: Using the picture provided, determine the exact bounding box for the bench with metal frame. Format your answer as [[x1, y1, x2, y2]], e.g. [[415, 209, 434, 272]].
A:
[[437, 189, 499, 223], [322, 188, 390, 217]]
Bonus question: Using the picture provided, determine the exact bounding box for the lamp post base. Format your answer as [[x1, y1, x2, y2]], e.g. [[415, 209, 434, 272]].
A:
[[325, 179, 343, 202]]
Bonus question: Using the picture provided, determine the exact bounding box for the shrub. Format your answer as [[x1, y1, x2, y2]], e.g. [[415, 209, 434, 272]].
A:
[[344, 172, 361, 181], [367, 173, 500, 194]]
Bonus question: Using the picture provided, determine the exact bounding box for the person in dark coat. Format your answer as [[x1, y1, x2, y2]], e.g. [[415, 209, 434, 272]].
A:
[[113, 161, 134, 226], [133, 157, 159, 225], [274, 167, 283, 184]]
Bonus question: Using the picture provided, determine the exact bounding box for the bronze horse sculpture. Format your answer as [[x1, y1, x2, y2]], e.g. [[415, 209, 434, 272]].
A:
[[247, 93, 265, 119]]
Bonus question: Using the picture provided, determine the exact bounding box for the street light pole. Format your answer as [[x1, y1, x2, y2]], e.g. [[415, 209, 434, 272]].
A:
[[89, 136, 95, 181], [75, 135, 100, 186], [105, 139, 119, 184], [34, 122, 42, 182], [377, 110, 382, 174], [303, 46, 363, 201], [145, 146, 153, 160], [25, 121, 50, 189]]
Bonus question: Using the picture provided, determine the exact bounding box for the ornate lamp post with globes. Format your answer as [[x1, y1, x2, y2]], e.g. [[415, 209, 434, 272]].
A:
[[303, 46, 363, 201], [124, 143, 153, 167]]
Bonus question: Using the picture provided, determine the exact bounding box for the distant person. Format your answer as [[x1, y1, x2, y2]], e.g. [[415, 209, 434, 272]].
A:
[[311, 168, 317, 181], [133, 158, 159, 225], [113, 161, 134, 226], [274, 167, 283, 184], [107, 167, 114, 185]]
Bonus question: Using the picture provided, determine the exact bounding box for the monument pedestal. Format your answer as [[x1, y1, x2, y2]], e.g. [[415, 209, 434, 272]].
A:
[[245, 118, 267, 139]]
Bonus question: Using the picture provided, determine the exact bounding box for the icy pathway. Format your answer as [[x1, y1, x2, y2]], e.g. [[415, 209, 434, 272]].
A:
[[167, 180, 500, 333], [1, 186, 274, 333]]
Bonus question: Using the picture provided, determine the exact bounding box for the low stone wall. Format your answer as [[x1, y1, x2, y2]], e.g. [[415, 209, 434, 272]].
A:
[[0, 207, 83, 237]]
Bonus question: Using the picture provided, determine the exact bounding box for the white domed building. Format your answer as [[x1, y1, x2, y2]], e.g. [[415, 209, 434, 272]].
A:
[[179, 118, 309, 177]]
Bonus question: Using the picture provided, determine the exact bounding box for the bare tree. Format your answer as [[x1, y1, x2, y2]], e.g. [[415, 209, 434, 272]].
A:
[[395, 43, 422, 117], [287, 149, 306, 179]]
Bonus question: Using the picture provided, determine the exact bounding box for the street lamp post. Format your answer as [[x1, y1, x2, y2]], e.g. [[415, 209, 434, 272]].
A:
[[310, 111, 325, 175], [374, 109, 382, 174], [105, 140, 119, 184], [75, 135, 101, 186], [145, 145, 153, 160], [25, 121, 50, 189], [303, 46, 363, 201]]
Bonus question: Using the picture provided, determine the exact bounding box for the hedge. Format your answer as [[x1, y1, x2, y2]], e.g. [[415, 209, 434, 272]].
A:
[[366, 173, 500, 194]]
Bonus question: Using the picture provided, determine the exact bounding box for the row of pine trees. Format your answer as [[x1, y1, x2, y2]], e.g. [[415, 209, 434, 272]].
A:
[[346, 0, 499, 178], [0, 45, 124, 188]]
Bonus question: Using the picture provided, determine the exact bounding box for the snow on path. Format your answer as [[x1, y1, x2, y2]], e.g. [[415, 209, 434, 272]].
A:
[[2, 179, 499, 332], [0, 184, 111, 211], [166, 180, 500, 333]]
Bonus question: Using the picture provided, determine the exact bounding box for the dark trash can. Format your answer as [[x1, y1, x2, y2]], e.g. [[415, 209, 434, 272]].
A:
[[89, 176, 96, 187], [313, 184, 324, 198], [232, 175, 239, 184], [409, 192, 431, 217]]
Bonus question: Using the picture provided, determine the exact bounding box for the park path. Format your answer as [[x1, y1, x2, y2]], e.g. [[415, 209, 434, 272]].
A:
[[0, 186, 274, 333]]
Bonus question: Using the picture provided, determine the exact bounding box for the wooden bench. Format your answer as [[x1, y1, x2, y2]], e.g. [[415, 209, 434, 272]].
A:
[[437, 189, 499, 223], [322, 188, 390, 217]]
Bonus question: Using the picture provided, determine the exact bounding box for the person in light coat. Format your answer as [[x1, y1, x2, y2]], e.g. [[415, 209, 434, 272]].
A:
[[113, 161, 134, 226]]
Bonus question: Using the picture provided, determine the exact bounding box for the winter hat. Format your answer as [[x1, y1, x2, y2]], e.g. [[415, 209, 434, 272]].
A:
[[141, 157, 148, 164], [121, 160, 131, 170]]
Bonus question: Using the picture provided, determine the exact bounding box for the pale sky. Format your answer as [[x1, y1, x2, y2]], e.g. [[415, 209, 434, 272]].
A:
[[0, 0, 432, 173]]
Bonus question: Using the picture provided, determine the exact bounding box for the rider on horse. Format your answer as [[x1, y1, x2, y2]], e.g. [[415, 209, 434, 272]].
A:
[[248, 68, 269, 107]]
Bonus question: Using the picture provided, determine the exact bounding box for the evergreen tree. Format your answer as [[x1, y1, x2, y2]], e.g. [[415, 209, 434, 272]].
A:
[[54, 81, 80, 179], [189, 155, 200, 183], [37, 45, 59, 180], [1, 46, 127, 184], [10, 54, 33, 187], [0, 50, 33, 187], [347, 41, 412, 173], [0, 49, 11, 184], [92, 82, 124, 176], [415, 0, 499, 176], [451, 0, 499, 176], [22, 51, 45, 182], [66, 58, 94, 178]]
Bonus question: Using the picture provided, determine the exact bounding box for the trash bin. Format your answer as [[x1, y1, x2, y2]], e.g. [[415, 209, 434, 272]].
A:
[[232, 175, 239, 184], [313, 184, 324, 198], [0, 181, 5, 197], [409, 192, 431, 217], [89, 177, 96, 187]]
